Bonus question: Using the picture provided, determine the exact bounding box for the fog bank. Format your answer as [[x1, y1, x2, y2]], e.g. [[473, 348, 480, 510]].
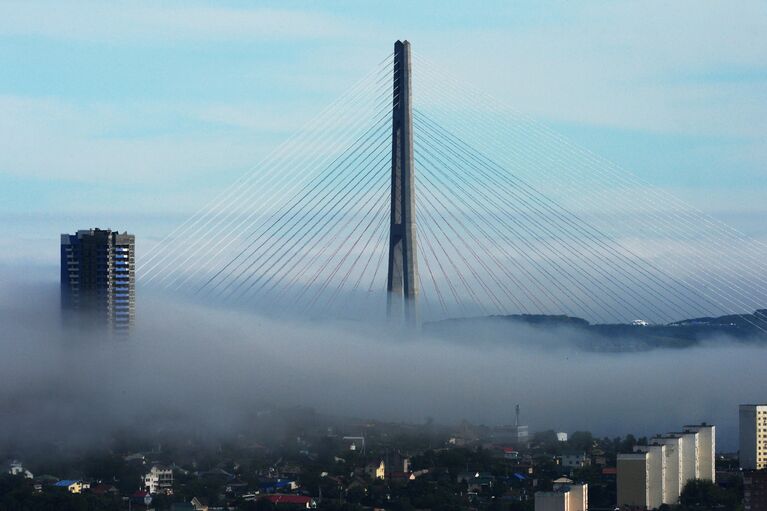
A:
[[1, 269, 764, 457]]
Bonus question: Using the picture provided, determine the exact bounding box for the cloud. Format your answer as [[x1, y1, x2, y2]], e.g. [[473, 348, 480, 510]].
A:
[[0, 1, 358, 43], [412, 1, 767, 137], [0, 94, 334, 185]]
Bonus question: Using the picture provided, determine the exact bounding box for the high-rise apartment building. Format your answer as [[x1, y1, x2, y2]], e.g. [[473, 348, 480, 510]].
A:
[[617, 452, 653, 509], [676, 430, 700, 483], [651, 435, 683, 500], [684, 424, 715, 481], [740, 404, 767, 470], [617, 422, 715, 509], [535, 482, 587, 511], [61, 228, 135, 331], [633, 444, 666, 509]]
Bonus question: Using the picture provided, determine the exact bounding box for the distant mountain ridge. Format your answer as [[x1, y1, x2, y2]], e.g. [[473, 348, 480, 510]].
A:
[[424, 309, 767, 352]]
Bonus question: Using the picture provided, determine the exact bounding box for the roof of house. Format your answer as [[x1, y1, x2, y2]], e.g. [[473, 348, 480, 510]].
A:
[[54, 480, 80, 487], [262, 494, 313, 504], [259, 479, 294, 490], [91, 483, 118, 494]]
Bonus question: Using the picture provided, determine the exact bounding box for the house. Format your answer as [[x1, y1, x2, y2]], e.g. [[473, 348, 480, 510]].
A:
[[191, 496, 209, 510], [560, 453, 590, 469], [124, 453, 146, 462], [552, 477, 574, 489], [389, 471, 417, 481], [492, 446, 520, 460], [144, 465, 173, 495], [259, 478, 297, 493], [508, 463, 534, 476], [130, 490, 151, 507], [53, 480, 85, 494], [32, 475, 59, 493], [590, 448, 607, 467], [7, 460, 33, 479], [342, 436, 365, 452], [91, 483, 119, 496], [457, 472, 495, 492], [364, 460, 385, 480], [225, 479, 248, 495], [261, 494, 317, 508], [198, 467, 235, 482]]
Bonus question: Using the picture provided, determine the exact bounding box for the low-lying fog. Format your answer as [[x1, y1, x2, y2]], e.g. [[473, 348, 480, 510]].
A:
[[1, 266, 764, 456]]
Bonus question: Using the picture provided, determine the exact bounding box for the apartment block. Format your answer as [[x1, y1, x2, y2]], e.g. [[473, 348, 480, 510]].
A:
[[61, 228, 135, 332], [617, 422, 715, 509], [535, 482, 587, 511], [740, 404, 767, 470]]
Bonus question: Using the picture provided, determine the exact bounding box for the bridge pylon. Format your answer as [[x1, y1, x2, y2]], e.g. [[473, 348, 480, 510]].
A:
[[387, 40, 419, 326]]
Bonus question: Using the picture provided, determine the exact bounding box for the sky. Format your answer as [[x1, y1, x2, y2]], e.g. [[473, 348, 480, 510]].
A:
[[0, 0, 765, 238]]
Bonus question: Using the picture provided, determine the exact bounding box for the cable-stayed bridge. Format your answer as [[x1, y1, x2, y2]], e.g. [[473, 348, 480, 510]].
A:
[[138, 41, 767, 328]]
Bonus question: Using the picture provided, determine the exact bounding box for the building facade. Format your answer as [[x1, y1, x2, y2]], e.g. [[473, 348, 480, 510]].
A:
[[561, 453, 590, 469], [144, 465, 173, 494], [676, 430, 700, 484], [633, 444, 666, 509], [535, 483, 587, 511], [740, 404, 767, 470], [651, 435, 683, 501], [685, 424, 715, 482], [617, 422, 715, 509], [744, 470, 767, 511], [61, 228, 135, 331]]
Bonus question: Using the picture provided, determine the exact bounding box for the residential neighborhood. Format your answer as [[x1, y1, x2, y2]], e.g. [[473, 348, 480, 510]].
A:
[[0, 407, 751, 510]]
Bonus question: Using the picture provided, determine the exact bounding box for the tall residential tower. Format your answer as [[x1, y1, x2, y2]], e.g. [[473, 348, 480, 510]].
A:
[[740, 404, 767, 470], [61, 228, 135, 331]]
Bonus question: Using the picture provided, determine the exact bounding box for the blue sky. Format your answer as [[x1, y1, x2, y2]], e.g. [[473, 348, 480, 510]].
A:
[[0, 0, 765, 242]]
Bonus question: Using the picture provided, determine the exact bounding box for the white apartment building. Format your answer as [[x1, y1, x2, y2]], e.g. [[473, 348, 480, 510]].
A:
[[651, 435, 683, 501], [685, 424, 715, 482], [144, 465, 173, 495], [617, 422, 715, 509], [535, 483, 587, 511], [633, 444, 666, 509], [677, 430, 699, 484], [740, 404, 767, 470]]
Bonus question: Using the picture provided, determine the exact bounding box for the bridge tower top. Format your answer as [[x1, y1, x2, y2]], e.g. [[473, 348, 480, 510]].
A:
[[387, 40, 419, 326]]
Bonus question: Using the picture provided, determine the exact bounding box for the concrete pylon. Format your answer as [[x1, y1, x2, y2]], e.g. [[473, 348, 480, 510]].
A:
[[387, 40, 419, 326]]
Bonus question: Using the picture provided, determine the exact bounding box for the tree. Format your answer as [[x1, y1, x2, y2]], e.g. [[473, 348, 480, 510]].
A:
[[568, 431, 594, 452], [532, 430, 558, 449], [679, 478, 743, 511], [619, 434, 637, 453]]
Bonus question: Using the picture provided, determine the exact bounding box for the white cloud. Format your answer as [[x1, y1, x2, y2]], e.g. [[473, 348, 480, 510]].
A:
[[0, 1, 358, 42], [411, 1, 767, 137], [0, 94, 365, 184]]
